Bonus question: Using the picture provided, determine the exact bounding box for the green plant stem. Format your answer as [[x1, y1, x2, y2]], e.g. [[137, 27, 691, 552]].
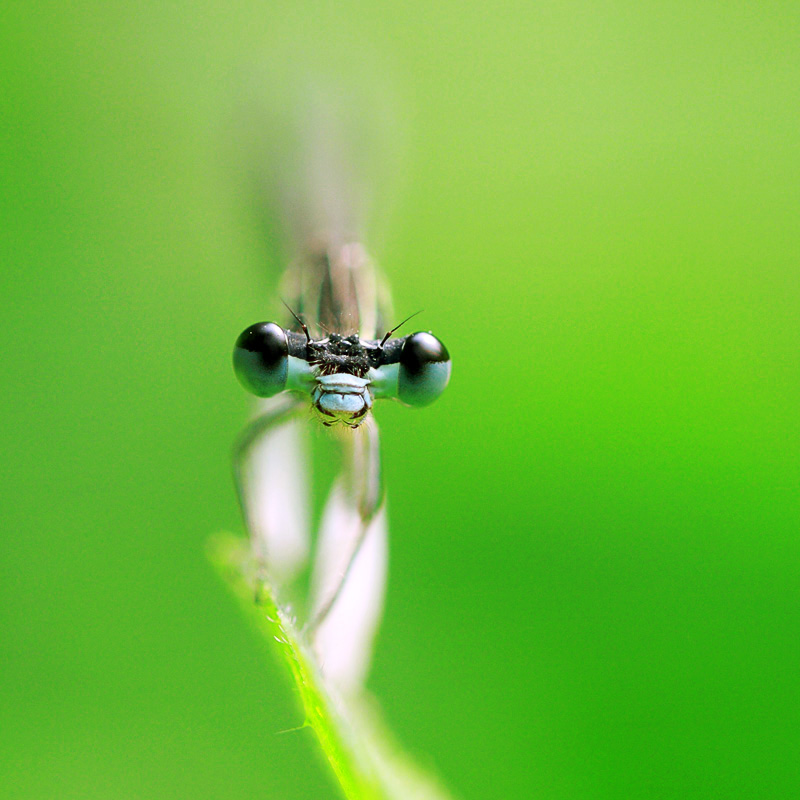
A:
[[208, 533, 383, 799], [208, 532, 455, 800]]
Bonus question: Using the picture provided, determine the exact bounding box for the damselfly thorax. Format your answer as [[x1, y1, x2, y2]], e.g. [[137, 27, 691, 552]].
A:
[[285, 241, 387, 339]]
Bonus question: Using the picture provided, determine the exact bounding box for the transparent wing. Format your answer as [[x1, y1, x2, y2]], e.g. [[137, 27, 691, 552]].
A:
[[241, 69, 404, 266]]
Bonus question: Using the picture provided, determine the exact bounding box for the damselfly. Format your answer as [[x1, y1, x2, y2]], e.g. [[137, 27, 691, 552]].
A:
[[230, 88, 451, 688]]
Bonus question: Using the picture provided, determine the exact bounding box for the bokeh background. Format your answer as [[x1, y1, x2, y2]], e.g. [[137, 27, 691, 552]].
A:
[[3, 2, 799, 798]]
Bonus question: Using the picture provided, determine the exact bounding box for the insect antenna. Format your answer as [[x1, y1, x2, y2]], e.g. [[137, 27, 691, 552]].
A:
[[281, 298, 312, 343], [379, 309, 423, 348]]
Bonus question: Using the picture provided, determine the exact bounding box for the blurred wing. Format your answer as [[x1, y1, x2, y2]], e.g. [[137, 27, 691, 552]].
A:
[[245, 406, 310, 587], [239, 69, 404, 283]]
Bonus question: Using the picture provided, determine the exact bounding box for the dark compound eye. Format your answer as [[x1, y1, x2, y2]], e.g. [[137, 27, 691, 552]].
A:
[[233, 322, 289, 397], [398, 331, 451, 407]]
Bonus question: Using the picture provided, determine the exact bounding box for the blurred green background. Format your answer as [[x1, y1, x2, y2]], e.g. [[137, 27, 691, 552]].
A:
[[2, 2, 799, 798]]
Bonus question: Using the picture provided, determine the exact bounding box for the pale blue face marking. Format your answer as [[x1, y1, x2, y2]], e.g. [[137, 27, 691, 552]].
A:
[[286, 355, 316, 392], [282, 351, 450, 424], [318, 391, 368, 415], [311, 373, 373, 424], [368, 363, 399, 399]]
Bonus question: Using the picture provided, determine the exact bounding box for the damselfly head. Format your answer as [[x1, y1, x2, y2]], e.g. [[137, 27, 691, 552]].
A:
[[233, 322, 451, 426]]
